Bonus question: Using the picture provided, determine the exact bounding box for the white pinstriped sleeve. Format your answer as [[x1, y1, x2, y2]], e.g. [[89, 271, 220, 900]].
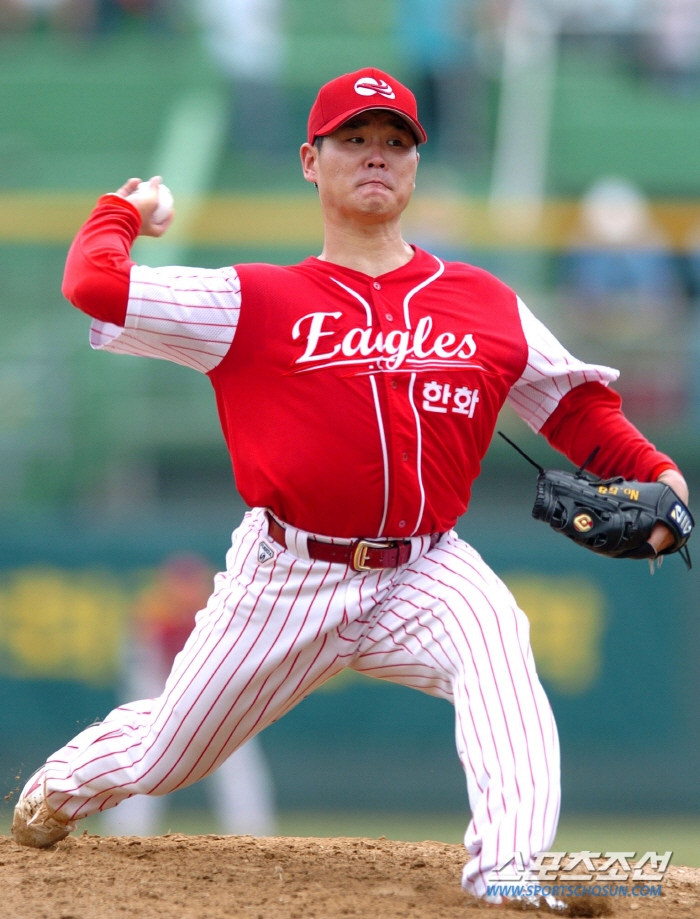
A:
[[506, 296, 620, 432], [89, 264, 241, 373]]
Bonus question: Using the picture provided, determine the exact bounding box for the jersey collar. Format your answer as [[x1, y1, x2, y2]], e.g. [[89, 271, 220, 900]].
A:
[[301, 245, 439, 284]]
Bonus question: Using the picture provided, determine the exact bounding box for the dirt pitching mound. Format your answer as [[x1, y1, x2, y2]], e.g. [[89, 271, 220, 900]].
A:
[[2, 834, 699, 918]]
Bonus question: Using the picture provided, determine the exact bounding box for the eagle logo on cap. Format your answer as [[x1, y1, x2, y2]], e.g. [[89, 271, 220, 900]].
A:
[[354, 77, 396, 99]]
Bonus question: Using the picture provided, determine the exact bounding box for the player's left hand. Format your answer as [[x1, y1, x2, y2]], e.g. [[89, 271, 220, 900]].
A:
[[648, 469, 690, 555], [526, 458, 693, 566], [114, 176, 174, 238]]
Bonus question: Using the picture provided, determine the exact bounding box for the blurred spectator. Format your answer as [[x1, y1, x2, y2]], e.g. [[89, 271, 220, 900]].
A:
[[0, 0, 91, 31], [196, 0, 287, 155], [103, 553, 277, 837], [473, 0, 510, 66], [556, 0, 640, 32], [685, 216, 700, 299], [93, 0, 173, 34], [641, 0, 700, 93], [396, 0, 485, 164], [0, 0, 172, 33], [560, 176, 687, 423], [683, 221, 700, 421], [561, 176, 684, 335]]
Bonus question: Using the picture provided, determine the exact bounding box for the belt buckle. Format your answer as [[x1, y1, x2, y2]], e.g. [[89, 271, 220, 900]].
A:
[[352, 539, 390, 571]]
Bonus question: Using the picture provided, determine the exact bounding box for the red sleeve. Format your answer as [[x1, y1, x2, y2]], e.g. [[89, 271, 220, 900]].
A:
[[61, 194, 141, 326], [540, 381, 679, 482]]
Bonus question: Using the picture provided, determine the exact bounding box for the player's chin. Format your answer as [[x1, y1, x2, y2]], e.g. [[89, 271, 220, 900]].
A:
[[352, 189, 403, 218]]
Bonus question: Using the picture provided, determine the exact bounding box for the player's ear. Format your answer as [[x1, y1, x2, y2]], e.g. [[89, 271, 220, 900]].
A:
[[300, 143, 319, 186]]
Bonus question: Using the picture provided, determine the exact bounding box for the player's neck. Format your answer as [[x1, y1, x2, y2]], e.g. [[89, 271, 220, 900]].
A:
[[317, 219, 414, 278]]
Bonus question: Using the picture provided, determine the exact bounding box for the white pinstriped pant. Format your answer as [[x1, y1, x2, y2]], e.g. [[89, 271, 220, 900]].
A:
[[31, 508, 560, 901]]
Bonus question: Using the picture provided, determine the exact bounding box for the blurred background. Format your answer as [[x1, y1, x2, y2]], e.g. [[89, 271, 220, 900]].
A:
[[1, 0, 700, 862]]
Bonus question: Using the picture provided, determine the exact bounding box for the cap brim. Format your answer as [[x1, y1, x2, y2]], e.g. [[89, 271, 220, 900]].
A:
[[314, 104, 427, 145]]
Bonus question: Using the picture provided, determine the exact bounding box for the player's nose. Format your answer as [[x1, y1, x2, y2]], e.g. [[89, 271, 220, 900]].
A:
[[365, 148, 387, 168]]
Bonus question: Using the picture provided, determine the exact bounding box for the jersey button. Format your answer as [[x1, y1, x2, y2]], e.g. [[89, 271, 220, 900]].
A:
[[398, 520, 406, 528], [385, 312, 393, 321], [402, 452, 408, 461], [373, 281, 381, 290], [391, 380, 398, 390]]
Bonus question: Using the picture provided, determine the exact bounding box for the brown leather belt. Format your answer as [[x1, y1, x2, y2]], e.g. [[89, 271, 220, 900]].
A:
[[266, 513, 442, 572]]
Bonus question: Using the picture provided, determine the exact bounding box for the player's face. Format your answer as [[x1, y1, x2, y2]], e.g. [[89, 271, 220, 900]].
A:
[[301, 110, 419, 224]]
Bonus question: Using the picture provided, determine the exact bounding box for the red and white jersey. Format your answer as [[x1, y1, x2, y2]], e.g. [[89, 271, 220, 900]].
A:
[[88, 247, 619, 538]]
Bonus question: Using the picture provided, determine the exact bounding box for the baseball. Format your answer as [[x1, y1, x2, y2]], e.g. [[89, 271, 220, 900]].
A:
[[128, 181, 174, 224]]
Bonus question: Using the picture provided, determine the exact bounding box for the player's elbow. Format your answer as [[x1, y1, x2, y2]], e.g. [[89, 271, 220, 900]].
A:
[[62, 238, 91, 308], [62, 249, 129, 325], [62, 267, 96, 314], [61, 270, 80, 307]]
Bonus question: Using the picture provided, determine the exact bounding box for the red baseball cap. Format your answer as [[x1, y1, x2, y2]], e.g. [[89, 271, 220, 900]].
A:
[[307, 67, 427, 146]]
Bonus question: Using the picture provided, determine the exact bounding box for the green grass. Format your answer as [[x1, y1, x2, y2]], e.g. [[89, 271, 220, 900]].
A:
[[3, 809, 700, 867]]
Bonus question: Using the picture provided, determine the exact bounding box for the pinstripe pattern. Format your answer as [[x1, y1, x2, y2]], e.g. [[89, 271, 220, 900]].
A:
[[508, 297, 619, 432], [90, 264, 242, 372], [352, 535, 560, 898], [27, 510, 558, 902]]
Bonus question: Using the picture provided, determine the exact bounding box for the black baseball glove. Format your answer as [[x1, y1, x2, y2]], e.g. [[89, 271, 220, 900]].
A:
[[499, 433, 694, 568]]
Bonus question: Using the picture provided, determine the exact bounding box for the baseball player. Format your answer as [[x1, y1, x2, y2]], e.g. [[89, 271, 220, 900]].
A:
[[13, 68, 688, 908]]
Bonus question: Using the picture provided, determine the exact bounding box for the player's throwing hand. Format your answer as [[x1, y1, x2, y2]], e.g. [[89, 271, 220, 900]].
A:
[[114, 175, 174, 238]]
